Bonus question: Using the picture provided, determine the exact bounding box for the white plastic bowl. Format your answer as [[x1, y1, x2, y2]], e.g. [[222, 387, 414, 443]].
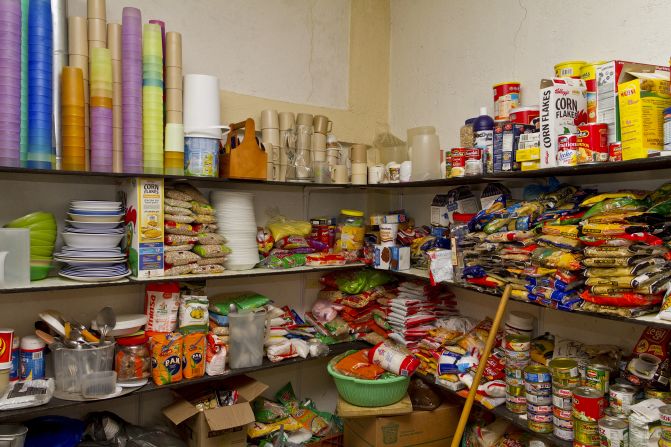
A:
[[69, 213, 123, 223], [62, 232, 124, 249], [91, 314, 147, 336]]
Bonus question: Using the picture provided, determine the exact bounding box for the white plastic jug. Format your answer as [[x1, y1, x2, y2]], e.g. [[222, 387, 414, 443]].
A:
[[0, 229, 30, 288]]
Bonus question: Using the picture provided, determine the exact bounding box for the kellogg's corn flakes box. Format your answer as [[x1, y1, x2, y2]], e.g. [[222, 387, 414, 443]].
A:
[[119, 178, 164, 278]]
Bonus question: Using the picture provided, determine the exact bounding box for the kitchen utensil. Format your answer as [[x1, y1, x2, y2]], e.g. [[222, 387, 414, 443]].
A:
[[96, 306, 116, 346]]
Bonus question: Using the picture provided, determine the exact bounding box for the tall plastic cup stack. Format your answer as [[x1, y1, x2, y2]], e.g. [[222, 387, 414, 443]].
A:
[[164, 31, 183, 175], [61, 66, 85, 171], [107, 22, 122, 172], [0, 0, 21, 168], [19, 0, 28, 166], [142, 23, 164, 174], [67, 15, 88, 170], [89, 47, 112, 172], [121, 7, 142, 173], [52, 0, 68, 170]]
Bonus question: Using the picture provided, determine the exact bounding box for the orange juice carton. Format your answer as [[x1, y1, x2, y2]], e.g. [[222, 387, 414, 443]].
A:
[[618, 72, 671, 160]]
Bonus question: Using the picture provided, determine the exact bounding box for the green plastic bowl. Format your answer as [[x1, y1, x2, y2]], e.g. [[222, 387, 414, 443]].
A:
[[327, 350, 410, 407], [30, 264, 52, 281]]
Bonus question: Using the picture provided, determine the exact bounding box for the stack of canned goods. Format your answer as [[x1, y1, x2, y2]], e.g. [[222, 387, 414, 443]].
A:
[[582, 362, 610, 395], [572, 386, 606, 447], [608, 383, 638, 416], [598, 415, 629, 447], [524, 365, 553, 433], [549, 358, 581, 441], [659, 405, 671, 447], [505, 334, 530, 414]]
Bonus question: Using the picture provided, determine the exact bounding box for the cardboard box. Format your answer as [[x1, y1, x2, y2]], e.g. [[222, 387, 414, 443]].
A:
[[163, 375, 268, 447], [373, 245, 392, 270], [515, 147, 540, 162], [596, 60, 669, 143], [539, 78, 587, 168], [521, 161, 540, 171], [344, 402, 461, 447], [119, 178, 164, 278], [390, 246, 410, 271], [618, 72, 671, 160]]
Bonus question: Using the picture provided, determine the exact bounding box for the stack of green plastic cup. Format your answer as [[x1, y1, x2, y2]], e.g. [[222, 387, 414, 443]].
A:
[[20, 0, 28, 166], [142, 23, 163, 174]]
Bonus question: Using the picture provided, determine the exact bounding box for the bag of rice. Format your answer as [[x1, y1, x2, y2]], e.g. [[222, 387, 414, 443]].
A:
[[194, 214, 216, 224], [165, 214, 195, 224], [165, 205, 193, 216], [197, 232, 226, 245], [165, 197, 192, 209], [175, 183, 208, 204], [191, 201, 215, 215], [164, 263, 196, 276], [193, 244, 231, 258], [191, 264, 226, 274], [165, 250, 201, 266]]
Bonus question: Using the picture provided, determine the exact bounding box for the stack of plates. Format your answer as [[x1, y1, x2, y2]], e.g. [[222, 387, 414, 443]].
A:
[[56, 201, 129, 281], [211, 191, 259, 271]]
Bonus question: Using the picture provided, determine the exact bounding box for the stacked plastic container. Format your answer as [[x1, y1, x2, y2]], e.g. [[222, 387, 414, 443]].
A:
[[121, 7, 142, 173], [27, 0, 53, 169], [19, 0, 27, 166], [67, 16, 88, 169], [89, 47, 112, 172], [107, 23, 122, 173], [164, 31, 183, 175], [61, 67, 85, 171], [142, 23, 164, 174], [0, 0, 21, 167], [87, 0, 106, 170]]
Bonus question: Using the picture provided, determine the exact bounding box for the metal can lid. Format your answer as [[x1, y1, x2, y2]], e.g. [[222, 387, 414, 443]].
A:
[[599, 416, 629, 430], [549, 357, 578, 370], [573, 386, 604, 398]]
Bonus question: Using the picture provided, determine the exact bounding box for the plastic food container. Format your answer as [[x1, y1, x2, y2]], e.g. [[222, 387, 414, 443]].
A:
[[81, 370, 117, 398], [0, 424, 28, 447], [337, 209, 365, 252], [53, 342, 115, 394], [228, 309, 266, 369], [115, 334, 150, 381], [327, 350, 410, 407]]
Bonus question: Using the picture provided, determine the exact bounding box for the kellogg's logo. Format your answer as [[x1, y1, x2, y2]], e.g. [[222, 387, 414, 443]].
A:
[[554, 88, 570, 96]]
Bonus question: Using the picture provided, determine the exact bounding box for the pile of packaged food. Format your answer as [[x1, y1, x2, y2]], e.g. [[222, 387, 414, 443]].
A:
[[163, 183, 230, 276]]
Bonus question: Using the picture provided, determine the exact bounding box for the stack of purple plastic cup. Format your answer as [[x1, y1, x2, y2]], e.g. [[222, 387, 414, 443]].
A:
[[121, 7, 142, 173], [0, 0, 22, 167]]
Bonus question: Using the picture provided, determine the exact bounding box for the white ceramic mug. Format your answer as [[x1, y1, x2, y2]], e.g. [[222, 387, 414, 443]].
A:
[[400, 160, 412, 182], [368, 164, 384, 184], [332, 165, 348, 184]]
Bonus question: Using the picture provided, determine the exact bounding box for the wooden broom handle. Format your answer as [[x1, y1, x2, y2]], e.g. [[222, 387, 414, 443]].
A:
[[450, 284, 512, 447]]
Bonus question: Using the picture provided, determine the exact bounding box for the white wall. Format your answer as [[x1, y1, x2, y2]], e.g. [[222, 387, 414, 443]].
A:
[[67, 0, 351, 109], [389, 0, 671, 147]]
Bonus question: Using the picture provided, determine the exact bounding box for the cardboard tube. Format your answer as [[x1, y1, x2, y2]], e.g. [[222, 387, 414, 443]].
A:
[[166, 110, 183, 124], [68, 16, 88, 56], [165, 31, 182, 67], [165, 66, 182, 89], [450, 285, 512, 447], [88, 18, 106, 43], [107, 23, 121, 60], [166, 88, 183, 111], [87, 0, 106, 20]]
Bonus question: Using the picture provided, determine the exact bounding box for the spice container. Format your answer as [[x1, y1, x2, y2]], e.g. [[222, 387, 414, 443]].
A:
[[336, 209, 365, 252], [459, 118, 475, 147], [115, 334, 151, 381]]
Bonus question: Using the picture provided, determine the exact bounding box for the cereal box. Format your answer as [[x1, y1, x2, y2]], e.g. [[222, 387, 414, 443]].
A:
[[539, 78, 587, 168], [618, 72, 671, 160], [120, 178, 164, 278]]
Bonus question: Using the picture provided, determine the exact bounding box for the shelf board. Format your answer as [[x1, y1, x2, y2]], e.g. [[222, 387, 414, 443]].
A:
[[3, 156, 671, 188], [0, 340, 367, 420], [394, 268, 671, 330], [0, 264, 364, 294]]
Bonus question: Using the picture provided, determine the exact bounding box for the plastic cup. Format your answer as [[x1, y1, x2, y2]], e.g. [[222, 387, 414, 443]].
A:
[[0, 156, 19, 167], [62, 105, 85, 117], [62, 117, 85, 127], [90, 97, 112, 108], [63, 135, 84, 146], [62, 125, 84, 137]]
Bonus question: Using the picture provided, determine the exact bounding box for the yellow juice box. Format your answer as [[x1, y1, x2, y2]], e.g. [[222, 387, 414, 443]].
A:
[[618, 72, 671, 160], [119, 178, 164, 278], [521, 161, 540, 171], [515, 147, 540, 162]]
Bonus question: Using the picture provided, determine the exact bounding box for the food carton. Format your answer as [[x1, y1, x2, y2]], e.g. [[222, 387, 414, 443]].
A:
[[618, 72, 671, 160], [390, 246, 410, 271], [373, 245, 392, 270], [596, 60, 669, 143], [119, 178, 164, 278], [163, 375, 268, 447], [539, 78, 587, 168]]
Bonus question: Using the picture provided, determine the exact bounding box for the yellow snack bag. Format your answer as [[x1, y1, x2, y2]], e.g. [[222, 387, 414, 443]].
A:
[[182, 333, 206, 379], [151, 333, 183, 386], [247, 416, 302, 438]]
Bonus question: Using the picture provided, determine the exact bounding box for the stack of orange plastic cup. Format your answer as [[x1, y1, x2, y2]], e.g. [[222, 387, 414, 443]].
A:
[[61, 66, 85, 171]]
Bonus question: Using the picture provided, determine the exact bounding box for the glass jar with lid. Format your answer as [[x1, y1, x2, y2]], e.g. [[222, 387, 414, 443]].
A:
[[115, 334, 151, 381], [336, 209, 365, 252]]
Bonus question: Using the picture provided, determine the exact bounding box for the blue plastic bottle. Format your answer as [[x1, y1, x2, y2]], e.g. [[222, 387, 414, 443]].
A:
[[473, 107, 495, 174]]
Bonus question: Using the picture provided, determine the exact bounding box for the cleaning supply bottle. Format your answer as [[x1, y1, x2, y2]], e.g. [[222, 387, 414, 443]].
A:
[[473, 107, 494, 174]]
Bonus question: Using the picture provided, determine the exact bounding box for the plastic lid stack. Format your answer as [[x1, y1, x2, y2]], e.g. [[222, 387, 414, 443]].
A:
[[0, 0, 21, 168], [121, 7, 142, 173], [27, 0, 52, 169], [164, 31, 183, 175], [61, 67, 85, 171], [142, 23, 164, 174], [107, 23, 122, 173], [89, 47, 112, 172], [67, 16, 88, 170], [19, 0, 28, 166]]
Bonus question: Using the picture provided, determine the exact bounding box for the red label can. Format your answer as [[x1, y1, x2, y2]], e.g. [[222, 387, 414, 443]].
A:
[[572, 386, 606, 422], [450, 148, 467, 177], [609, 142, 622, 162], [0, 329, 14, 366], [577, 123, 608, 163], [557, 134, 578, 166], [509, 106, 540, 126]]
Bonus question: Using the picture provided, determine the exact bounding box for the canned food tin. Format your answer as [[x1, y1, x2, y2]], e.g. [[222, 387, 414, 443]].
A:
[[574, 443, 598, 447], [573, 386, 606, 422], [506, 377, 525, 387], [598, 416, 629, 447], [584, 363, 610, 394], [554, 426, 574, 441], [505, 349, 531, 361], [665, 107, 671, 152], [550, 358, 580, 379], [493, 82, 521, 121], [524, 365, 552, 383], [505, 368, 524, 379], [509, 106, 539, 126], [581, 62, 603, 123], [507, 359, 530, 371], [507, 399, 527, 414], [604, 406, 628, 421], [526, 393, 552, 405], [555, 60, 586, 79], [450, 148, 466, 177], [506, 384, 525, 397], [527, 420, 553, 434], [507, 395, 527, 404], [553, 406, 573, 420], [527, 403, 553, 414], [608, 142, 622, 162], [553, 394, 573, 410], [659, 405, 671, 441], [553, 377, 581, 390], [464, 147, 483, 176], [553, 386, 576, 399], [609, 383, 638, 415], [528, 411, 552, 423], [574, 419, 600, 445], [577, 123, 609, 163], [504, 334, 530, 352], [557, 133, 578, 166], [553, 415, 574, 429], [526, 381, 552, 394], [644, 387, 671, 400]]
